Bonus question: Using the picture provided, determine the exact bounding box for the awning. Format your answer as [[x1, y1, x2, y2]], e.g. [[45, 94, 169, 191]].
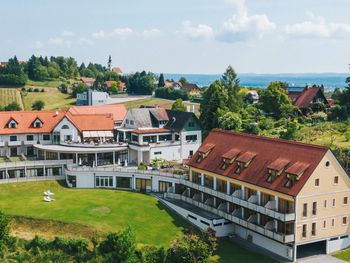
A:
[[82, 131, 114, 138]]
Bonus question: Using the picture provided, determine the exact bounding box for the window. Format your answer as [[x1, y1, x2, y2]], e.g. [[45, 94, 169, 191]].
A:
[[8, 120, 17, 128], [43, 134, 51, 141], [324, 200, 327, 208], [26, 135, 34, 141], [302, 203, 307, 217], [10, 135, 17, 142], [186, 134, 197, 141], [343, 217, 347, 225], [235, 162, 244, 174], [323, 220, 326, 229], [312, 202, 317, 216], [175, 134, 180, 141], [315, 178, 319, 186], [130, 120, 134, 125], [311, 223, 316, 236], [34, 121, 42, 128], [125, 119, 129, 124], [62, 125, 69, 129], [131, 135, 138, 142], [333, 198, 336, 207], [302, 224, 307, 238], [189, 150, 193, 157], [334, 176, 339, 184], [159, 134, 172, 141], [332, 219, 335, 227], [154, 151, 162, 155], [344, 197, 348, 205], [285, 173, 298, 188], [325, 161, 330, 167]]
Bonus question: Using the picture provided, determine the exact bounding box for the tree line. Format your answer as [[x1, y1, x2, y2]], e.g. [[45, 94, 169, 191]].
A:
[[0, 211, 218, 263]]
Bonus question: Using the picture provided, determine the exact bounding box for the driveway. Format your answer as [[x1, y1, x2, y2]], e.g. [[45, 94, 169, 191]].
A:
[[106, 95, 151, 104], [297, 255, 346, 263]]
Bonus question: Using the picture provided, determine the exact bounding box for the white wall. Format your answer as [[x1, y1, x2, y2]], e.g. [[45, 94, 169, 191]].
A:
[[54, 118, 80, 142], [180, 130, 202, 160], [326, 235, 350, 254]]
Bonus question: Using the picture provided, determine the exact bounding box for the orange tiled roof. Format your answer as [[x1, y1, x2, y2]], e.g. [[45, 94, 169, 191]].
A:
[[0, 110, 66, 135], [80, 77, 95, 84], [112, 67, 123, 74], [68, 104, 127, 122], [65, 112, 114, 132]]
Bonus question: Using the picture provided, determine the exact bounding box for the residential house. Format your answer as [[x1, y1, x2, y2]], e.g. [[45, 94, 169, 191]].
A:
[[112, 67, 123, 75], [164, 81, 182, 90], [180, 83, 201, 97], [76, 89, 109, 106], [80, 77, 95, 87]]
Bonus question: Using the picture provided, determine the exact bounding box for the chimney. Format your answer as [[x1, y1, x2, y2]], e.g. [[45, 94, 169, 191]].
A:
[[55, 111, 59, 116]]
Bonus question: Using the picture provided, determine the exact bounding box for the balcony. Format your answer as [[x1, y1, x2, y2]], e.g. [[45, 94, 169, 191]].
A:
[[0, 142, 4, 147], [24, 141, 37, 145], [182, 179, 295, 222], [8, 141, 21, 146], [166, 192, 295, 243]]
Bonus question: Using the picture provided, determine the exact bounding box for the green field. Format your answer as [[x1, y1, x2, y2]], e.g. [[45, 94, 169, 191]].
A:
[[333, 248, 350, 262], [0, 88, 24, 108], [0, 181, 274, 262]]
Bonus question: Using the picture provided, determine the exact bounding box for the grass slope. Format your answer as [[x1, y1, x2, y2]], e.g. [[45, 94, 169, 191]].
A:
[[0, 180, 274, 262], [333, 248, 350, 262], [0, 88, 24, 108]]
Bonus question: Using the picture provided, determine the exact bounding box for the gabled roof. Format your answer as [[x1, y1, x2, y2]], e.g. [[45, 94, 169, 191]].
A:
[[267, 158, 290, 171], [181, 83, 200, 92], [164, 110, 200, 132], [222, 148, 240, 160], [0, 110, 66, 135], [112, 67, 123, 74], [80, 77, 95, 84], [68, 104, 127, 122], [65, 112, 114, 132], [188, 129, 328, 197], [286, 87, 329, 109]]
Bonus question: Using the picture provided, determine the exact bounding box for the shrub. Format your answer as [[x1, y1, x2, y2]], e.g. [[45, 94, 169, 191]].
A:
[[155, 87, 189, 101], [33, 88, 39, 92], [345, 131, 350, 142], [27, 87, 33, 92], [41, 88, 45, 92]]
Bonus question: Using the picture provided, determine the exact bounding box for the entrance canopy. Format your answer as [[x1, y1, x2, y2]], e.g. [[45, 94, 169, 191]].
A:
[[35, 144, 127, 154], [82, 130, 114, 138]]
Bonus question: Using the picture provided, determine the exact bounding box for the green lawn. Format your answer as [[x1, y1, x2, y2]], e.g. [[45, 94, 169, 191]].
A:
[[0, 180, 274, 262], [333, 248, 350, 262]]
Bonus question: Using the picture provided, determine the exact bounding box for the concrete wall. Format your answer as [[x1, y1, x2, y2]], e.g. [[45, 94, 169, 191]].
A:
[[326, 235, 350, 253], [180, 130, 202, 160]]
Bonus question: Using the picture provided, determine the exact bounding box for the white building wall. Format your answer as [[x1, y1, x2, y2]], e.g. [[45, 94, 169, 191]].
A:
[[180, 130, 202, 160], [54, 118, 80, 142], [150, 145, 181, 162], [326, 235, 350, 254]]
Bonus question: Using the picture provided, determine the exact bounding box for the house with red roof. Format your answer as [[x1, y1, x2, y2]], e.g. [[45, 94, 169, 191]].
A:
[[164, 128, 350, 261], [284, 86, 330, 114], [112, 67, 123, 75]]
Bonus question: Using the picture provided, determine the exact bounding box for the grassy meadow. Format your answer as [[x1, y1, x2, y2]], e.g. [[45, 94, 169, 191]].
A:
[[0, 180, 274, 263], [0, 88, 24, 109]]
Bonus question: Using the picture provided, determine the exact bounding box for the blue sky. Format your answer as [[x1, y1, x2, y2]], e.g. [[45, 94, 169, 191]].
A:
[[1, 0, 350, 74]]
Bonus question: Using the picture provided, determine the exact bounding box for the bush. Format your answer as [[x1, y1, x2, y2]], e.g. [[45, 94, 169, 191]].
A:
[[345, 131, 350, 142], [27, 87, 33, 92], [33, 88, 39, 92], [138, 162, 148, 170], [41, 88, 45, 92], [21, 87, 26, 92], [155, 87, 189, 101]]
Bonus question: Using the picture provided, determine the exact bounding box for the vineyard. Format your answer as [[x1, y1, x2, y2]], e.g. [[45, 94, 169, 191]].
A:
[[0, 88, 24, 109]]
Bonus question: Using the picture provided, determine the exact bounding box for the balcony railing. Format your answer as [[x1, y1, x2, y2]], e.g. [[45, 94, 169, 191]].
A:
[[0, 159, 73, 169], [8, 141, 21, 146], [166, 192, 294, 243], [181, 180, 295, 222]]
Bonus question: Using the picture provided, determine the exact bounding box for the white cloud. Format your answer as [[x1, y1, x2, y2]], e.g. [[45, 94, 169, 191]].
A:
[[78, 37, 93, 45], [62, 30, 75, 37], [48, 37, 72, 48], [92, 27, 134, 40], [92, 30, 106, 39], [216, 0, 275, 42], [178, 20, 214, 40], [142, 28, 161, 37], [285, 11, 350, 39]]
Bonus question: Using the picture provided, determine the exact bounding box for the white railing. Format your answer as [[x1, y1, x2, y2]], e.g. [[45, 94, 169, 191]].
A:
[[0, 175, 65, 184], [166, 192, 295, 243], [60, 142, 128, 148], [66, 165, 188, 179], [0, 159, 73, 169], [180, 180, 295, 222]]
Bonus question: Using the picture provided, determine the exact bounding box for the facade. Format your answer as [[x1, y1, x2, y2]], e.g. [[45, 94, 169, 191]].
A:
[[76, 89, 109, 106], [117, 108, 202, 164], [164, 129, 350, 261], [180, 83, 201, 97]]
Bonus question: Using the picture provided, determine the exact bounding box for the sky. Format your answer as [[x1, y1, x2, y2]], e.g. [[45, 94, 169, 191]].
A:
[[1, 0, 350, 74]]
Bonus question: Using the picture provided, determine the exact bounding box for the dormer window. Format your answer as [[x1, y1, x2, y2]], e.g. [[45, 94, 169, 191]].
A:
[[234, 152, 256, 174], [32, 118, 43, 128], [8, 119, 18, 128], [196, 143, 215, 163], [284, 162, 309, 188], [220, 148, 240, 170], [266, 158, 290, 183]]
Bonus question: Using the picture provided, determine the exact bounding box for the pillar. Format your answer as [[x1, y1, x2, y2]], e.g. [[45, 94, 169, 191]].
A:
[[95, 152, 98, 167], [57, 152, 60, 161], [241, 186, 245, 200], [257, 190, 261, 206], [213, 176, 217, 190], [226, 181, 231, 195], [257, 213, 260, 225], [44, 151, 46, 161], [75, 153, 78, 165], [275, 196, 279, 211], [200, 173, 204, 186], [113, 152, 115, 165], [132, 175, 136, 191], [172, 182, 175, 193], [137, 151, 143, 164]]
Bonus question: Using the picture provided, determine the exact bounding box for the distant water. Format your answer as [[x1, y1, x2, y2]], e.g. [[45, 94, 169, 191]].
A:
[[164, 73, 348, 91]]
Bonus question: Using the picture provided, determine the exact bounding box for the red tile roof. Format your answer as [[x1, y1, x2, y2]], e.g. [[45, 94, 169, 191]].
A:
[[0, 110, 66, 135], [198, 143, 215, 153], [285, 162, 310, 176], [188, 129, 328, 197], [267, 158, 290, 171], [112, 67, 123, 74], [80, 77, 95, 84], [68, 104, 127, 122], [222, 148, 240, 160], [65, 112, 114, 132]]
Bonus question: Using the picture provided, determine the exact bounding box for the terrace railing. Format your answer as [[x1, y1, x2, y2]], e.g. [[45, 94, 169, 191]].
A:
[[0, 159, 73, 169]]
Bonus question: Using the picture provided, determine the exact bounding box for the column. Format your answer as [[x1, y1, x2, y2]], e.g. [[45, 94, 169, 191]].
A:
[[200, 173, 204, 186], [137, 151, 143, 164], [113, 152, 115, 165], [226, 181, 231, 195], [44, 151, 46, 160], [241, 185, 245, 200], [24, 165, 27, 178], [132, 175, 136, 191], [57, 152, 60, 161], [274, 196, 279, 211], [257, 191, 261, 206], [257, 213, 260, 225], [75, 153, 78, 165], [213, 176, 217, 190], [172, 182, 176, 193], [95, 153, 98, 167], [213, 197, 216, 208]]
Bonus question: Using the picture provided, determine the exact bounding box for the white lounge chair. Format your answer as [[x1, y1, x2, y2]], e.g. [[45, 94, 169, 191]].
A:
[[44, 190, 54, 196], [43, 196, 55, 202]]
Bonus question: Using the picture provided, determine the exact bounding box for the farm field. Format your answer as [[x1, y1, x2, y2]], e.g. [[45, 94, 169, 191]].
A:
[[0, 88, 24, 109], [0, 180, 274, 263]]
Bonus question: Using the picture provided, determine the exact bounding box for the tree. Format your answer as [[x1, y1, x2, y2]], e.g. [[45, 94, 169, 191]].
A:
[[72, 83, 88, 98], [280, 121, 298, 140], [171, 98, 186, 111], [218, 111, 242, 131], [259, 81, 294, 119], [200, 80, 228, 132], [4, 102, 21, 111], [328, 105, 348, 121], [138, 245, 167, 263], [99, 227, 136, 262], [179, 77, 188, 85], [221, 65, 241, 112], [32, 100, 45, 110], [167, 234, 211, 263], [126, 72, 156, 95], [158, 73, 165, 87]]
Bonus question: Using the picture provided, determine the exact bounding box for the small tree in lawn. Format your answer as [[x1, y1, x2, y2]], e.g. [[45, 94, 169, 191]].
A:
[[4, 102, 21, 111], [171, 98, 186, 112], [158, 73, 165, 87], [32, 100, 45, 110]]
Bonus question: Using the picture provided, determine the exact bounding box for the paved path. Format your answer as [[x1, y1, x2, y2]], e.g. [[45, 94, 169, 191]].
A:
[[297, 255, 346, 263], [106, 95, 151, 104]]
